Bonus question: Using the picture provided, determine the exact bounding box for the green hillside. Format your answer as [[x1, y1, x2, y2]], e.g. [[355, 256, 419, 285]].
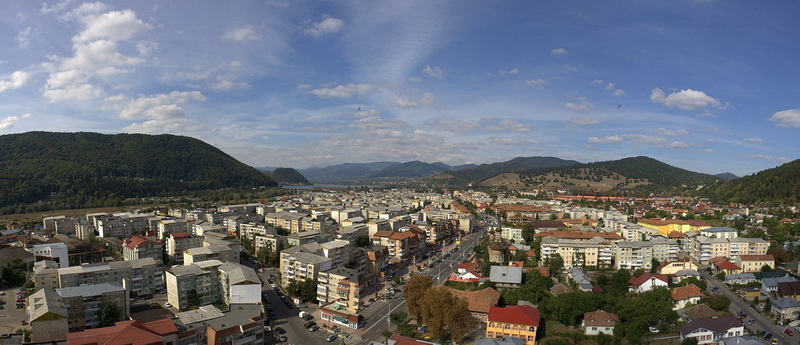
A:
[[706, 158, 800, 203], [269, 168, 310, 184], [0, 132, 276, 213], [434, 156, 580, 184]]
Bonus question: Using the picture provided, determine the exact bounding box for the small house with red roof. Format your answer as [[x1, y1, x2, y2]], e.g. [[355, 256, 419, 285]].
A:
[[628, 273, 669, 293], [582, 310, 619, 335], [67, 319, 179, 345], [123, 235, 162, 261], [708, 257, 741, 275], [670, 284, 704, 310], [485, 305, 540, 345]]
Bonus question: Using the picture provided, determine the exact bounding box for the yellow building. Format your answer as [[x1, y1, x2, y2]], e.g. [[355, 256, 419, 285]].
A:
[[486, 305, 540, 345], [637, 219, 711, 236], [735, 254, 775, 273]]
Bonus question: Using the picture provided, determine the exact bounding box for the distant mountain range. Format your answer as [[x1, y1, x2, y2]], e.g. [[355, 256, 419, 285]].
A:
[[431, 156, 580, 185], [300, 161, 476, 182], [0, 132, 276, 214]]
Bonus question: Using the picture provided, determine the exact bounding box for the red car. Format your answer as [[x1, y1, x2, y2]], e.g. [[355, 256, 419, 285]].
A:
[[784, 328, 793, 336]]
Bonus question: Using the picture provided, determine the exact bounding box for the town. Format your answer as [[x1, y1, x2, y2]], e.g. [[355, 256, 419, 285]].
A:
[[2, 188, 799, 345]]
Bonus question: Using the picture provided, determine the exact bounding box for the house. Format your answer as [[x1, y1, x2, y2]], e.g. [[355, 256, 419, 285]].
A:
[[680, 316, 744, 344], [486, 305, 540, 345], [761, 276, 797, 296], [656, 258, 698, 275], [673, 269, 702, 283], [734, 254, 775, 273], [724, 273, 757, 286], [628, 273, 669, 293], [440, 286, 501, 322], [769, 297, 800, 323], [568, 267, 593, 292], [66, 319, 179, 345], [582, 310, 618, 335], [489, 266, 523, 288], [776, 281, 800, 300], [708, 257, 741, 275], [670, 284, 704, 310], [683, 304, 720, 321]]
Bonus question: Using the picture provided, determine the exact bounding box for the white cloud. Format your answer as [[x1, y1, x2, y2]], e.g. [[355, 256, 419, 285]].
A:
[[650, 87, 721, 110], [423, 65, 443, 79], [479, 118, 531, 132], [42, 7, 152, 103], [569, 117, 599, 126], [16, 27, 32, 48], [303, 15, 344, 37], [408, 77, 423, 83], [525, 79, 548, 89], [350, 109, 381, 118], [623, 134, 667, 145], [564, 65, 577, 71], [588, 135, 622, 143], [393, 92, 436, 108], [551, 48, 568, 55], [119, 91, 206, 120], [703, 148, 713, 153], [426, 119, 478, 133], [589, 80, 604, 85], [744, 137, 763, 143], [0, 113, 31, 130], [611, 89, 625, 97], [349, 117, 409, 130], [500, 68, 518, 75], [743, 154, 790, 162], [565, 100, 593, 112], [223, 26, 260, 41], [40, 0, 75, 14], [310, 83, 373, 98], [666, 141, 691, 148], [0, 71, 32, 93], [769, 109, 800, 128], [656, 128, 689, 136], [489, 138, 539, 146]]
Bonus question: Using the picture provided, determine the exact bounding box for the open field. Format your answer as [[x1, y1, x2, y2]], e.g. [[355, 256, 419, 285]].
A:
[[0, 205, 153, 224]]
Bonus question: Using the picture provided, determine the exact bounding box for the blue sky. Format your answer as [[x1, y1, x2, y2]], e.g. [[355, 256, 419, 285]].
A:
[[0, 0, 798, 176]]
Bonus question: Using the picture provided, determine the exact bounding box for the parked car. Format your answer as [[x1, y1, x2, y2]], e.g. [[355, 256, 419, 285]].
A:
[[784, 328, 793, 336], [794, 326, 800, 332], [308, 325, 319, 332], [764, 333, 772, 340], [164, 302, 171, 308], [325, 334, 337, 342], [304, 321, 316, 328], [297, 303, 308, 308], [274, 327, 286, 334], [747, 319, 755, 325], [278, 335, 287, 342], [0, 291, 6, 295], [648, 327, 660, 333]]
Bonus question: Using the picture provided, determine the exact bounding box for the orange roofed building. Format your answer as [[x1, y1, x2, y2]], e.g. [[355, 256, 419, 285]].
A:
[[67, 319, 178, 345], [486, 305, 540, 345]]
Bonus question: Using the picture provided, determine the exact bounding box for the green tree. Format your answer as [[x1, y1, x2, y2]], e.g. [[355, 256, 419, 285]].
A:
[[418, 287, 474, 342], [355, 234, 372, 247], [706, 294, 731, 310], [544, 253, 564, 274], [522, 223, 535, 243], [681, 338, 699, 345], [617, 287, 678, 344], [403, 274, 433, 322], [677, 277, 707, 290], [98, 302, 122, 327], [187, 289, 201, 309], [542, 291, 601, 325], [299, 279, 317, 302]]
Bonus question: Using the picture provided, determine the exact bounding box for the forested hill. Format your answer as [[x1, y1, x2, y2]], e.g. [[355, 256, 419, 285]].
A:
[[706, 158, 800, 203], [268, 168, 310, 184], [0, 132, 276, 214]]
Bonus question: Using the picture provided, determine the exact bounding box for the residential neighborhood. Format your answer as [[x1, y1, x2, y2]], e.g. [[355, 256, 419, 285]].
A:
[[1, 188, 800, 345]]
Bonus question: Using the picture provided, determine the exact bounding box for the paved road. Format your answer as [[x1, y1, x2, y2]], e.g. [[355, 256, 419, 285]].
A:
[[699, 268, 797, 345], [359, 221, 489, 343]]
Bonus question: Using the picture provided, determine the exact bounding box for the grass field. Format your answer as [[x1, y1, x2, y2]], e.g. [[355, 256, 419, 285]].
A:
[[0, 205, 155, 225]]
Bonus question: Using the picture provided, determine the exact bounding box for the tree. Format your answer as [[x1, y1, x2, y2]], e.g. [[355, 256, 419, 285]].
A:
[[98, 302, 121, 327], [522, 223, 535, 243], [706, 294, 731, 310], [542, 291, 601, 325], [544, 253, 564, 274], [418, 287, 473, 342], [677, 277, 707, 290], [299, 279, 317, 302], [681, 337, 699, 345], [650, 258, 661, 273], [355, 234, 371, 247], [403, 274, 433, 322], [616, 287, 678, 344], [187, 289, 201, 309]]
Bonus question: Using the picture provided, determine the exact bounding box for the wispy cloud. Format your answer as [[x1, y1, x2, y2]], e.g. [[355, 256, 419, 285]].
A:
[[393, 92, 436, 108], [741, 154, 790, 162], [0, 71, 31, 93], [551, 48, 568, 55], [0, 113, 32, 130], [769, 109, 800, 128], [566, 100, 593, 112], [223, 26, 260, 41], [303, 15, 344, 37], [525, 79, 548, 89], [500, 68, 518, 75], [744, 137, 763, 143], [310, 83, 373, 98], [422, 65, 443, 79]]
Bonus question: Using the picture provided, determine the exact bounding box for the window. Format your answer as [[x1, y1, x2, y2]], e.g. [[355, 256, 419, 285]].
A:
[[504, 324, 510, 329], [529, 326, 535, 332]]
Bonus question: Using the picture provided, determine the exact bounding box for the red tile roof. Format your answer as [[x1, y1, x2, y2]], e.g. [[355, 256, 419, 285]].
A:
[[488, 305, 540, 327], [439, 286, 501, 314], [534, 231, 623, 240], [583, 310, 619, 327], [670, 284, 704, 301], [389, 335, 435, 345], [171, 232, 191, 240], [737, 254, 774, 262], [628, 273, 669, 287], [124, 236, 149, 250], [67, 319, 177, 345]]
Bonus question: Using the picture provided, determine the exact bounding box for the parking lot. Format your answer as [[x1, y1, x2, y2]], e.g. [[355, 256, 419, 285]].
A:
[[0, 287, 30, 334]]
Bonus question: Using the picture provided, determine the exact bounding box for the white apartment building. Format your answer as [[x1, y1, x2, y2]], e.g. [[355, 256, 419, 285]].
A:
[[28, 243, 69, 268]]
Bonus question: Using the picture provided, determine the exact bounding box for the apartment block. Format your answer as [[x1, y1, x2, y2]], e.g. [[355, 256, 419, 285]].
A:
[[279, 244, 333, 287], [158, 219, 189, 238], [203, 232, 243, 263], [28, 242, 69, 268], [43, 215, 76, 236], [167, 232, 203, 264], [184, 245, 234, 265], [122, 234, 162, 261], [614, 241, 654, 271], [687, 236, 769, 264], [501, 226, 524, 243], [371, 228, 425, 263], [54, 258, 163, 297], [174, 304, 265, 345], [57, 282, 129, 332], [27, 288, 68, 342], [265, 212, 307, 233], [320, 240, 352, 268], [217, 262, 262, 305], [33, 260, 60, 290], [540, 237, 614, 269], [317, 267, 365, 313], [254, 233, 286, 253], [166, 260, 223, 311]]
